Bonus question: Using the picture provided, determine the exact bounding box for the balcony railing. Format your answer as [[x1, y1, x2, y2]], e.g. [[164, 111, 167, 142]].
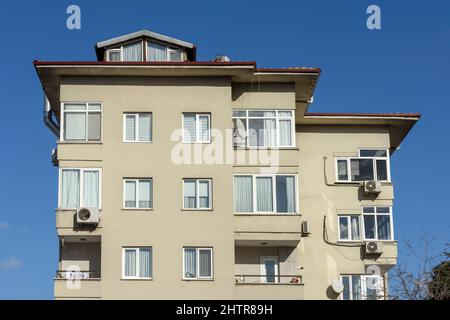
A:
[[235, 274, 302, 284], [56, 270, 101, 279]]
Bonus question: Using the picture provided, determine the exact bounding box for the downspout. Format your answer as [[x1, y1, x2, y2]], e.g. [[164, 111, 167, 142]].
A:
[[44, 94, 60, 137]]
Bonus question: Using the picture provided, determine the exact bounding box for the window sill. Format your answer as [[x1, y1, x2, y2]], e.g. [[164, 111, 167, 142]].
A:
[[234, 213, 301, 216], [121, 208, 153, 211], [182, 278, 214, 281], [58, 141, 103, 145], [181, 208, 213, 212], [234, 147, 299, 151], [122, 141, 153, 144], [120, 278, 153, 281], [334, 181, 392, 185]]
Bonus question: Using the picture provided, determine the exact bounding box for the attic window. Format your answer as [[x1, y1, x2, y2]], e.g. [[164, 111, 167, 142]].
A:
[[105, 41, 143, 62], [147, 41, 182, 61], [107, 49, 121, 61]]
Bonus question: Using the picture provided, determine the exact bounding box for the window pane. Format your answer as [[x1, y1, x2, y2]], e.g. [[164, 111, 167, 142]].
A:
[[108, 51, 121, 61], [377, 215, 391, 240], [184, 248, 196, 278], [122, 41, 142, 61], [342, 276, 351, 300], [256, 177, 273, 211], [365, 277, 380, 300], [350, 216, 361, 240], [64, 104, 86, 111], [64, 112, 86, 140], [147, 42, 167, 61], [278, 111, 292, 117], [351, 275, 362, 300], [276, 176, 295, 213], [184, 180, 196, 208], [125, 115, 136, 141], [83, 171, 99, 208], [234, 176, 253, 212], [376, 159, 388, 180], [124, 249, 136, 277], [363, 207, 375, 213], [337, 160, 348, 181], [87, 112, 101, 141], [364, 215, 376, 239], [199, 115, 210, 142], [138, 180, 152, 208], [199, 249, 212, 277], [359, 149, 387, 157], [279, 120, 292, 146], [339, 217, 349, 240], [248, 119, 275, 146], [376, 207, 390, 214], [233, 118, 247, 148], [169, 49, 182, 61], [198, 180, 210, 208], [232, 110, 246, 117], [139, 248, 152, 278], [183, 114, 196, 143], [61, 170, 80, 208], [138, 113, 152, 142], [350, 159, 374, 181], [124, 180, 136, 208], [88, 103, 101, 111]]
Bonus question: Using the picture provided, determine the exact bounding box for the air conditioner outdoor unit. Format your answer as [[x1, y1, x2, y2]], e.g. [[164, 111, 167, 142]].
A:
[[301, 221, 310, 234], [364, 180, 382, 194], [365, 241, 384, 254], [76, 207, 99, 225]]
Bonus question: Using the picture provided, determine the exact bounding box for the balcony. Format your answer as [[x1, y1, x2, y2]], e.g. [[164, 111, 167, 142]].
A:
[[56, 209, 102, 237], [54, 238, 101, 299], [234, 245, 303, 299]]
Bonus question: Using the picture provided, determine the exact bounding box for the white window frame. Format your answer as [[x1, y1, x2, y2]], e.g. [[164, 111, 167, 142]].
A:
[[260, 256, 279, 283], [361, 206, 394, 241], [122, 113, 152, 143], [121, 247, 152, 279], [105, 40, 145, 62], [122, 178, 153, 209], [182, 113, 211, 143], [233, 174, 299, 214], [182, 247, 213, 280], [340, 274, 384, 300], [335, 148, 391, 183], [182, 178, 212, 210], [232, 109, 296, 148], [60, 102, 103, 142], [146, 40, 183, 61], [58, 167, 102, 209], [337, 215, 362, 242]]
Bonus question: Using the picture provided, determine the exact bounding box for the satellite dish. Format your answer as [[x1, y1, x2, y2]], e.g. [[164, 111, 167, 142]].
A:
[[331, 280, 344, 293], [235, 119, 247, 139]]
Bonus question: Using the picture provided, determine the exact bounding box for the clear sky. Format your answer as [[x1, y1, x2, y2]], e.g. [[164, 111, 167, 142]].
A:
[[0, 0, 448, 299]]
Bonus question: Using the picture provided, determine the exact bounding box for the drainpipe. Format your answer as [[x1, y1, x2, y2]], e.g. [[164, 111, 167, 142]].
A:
[[44, 94, 60, 137]]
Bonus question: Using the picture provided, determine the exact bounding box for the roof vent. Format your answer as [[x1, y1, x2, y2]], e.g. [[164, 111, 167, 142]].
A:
[[213, 54, 230, 62]]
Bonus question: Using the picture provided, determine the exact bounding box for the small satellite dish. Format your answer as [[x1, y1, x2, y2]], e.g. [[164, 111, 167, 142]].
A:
[[235, 119, 247, 138], [331, 280, 344, 293]]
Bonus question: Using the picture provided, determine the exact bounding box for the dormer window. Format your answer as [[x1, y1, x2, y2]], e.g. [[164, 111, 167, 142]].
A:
[[106, 41, 143, 62], [147, 41, 182, 61], [107, 49, 121, 61]]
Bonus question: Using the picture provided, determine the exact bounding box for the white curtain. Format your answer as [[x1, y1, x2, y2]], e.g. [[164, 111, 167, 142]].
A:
[[184, 180, 196, 208], [124, 249, 136, 277], [377, 215, 391, 240], [122, 42, 142, 61], [352, 275, 362, 300], [256, 177, 273, 212], [138, 114, 152, 142], [198, 180, 210, 208], [61, 170, 80, 208], [351, 216, 360, 240], [183, 114, 196, 142], [139, 248, 152, 278], [234, 176, 253, 212], [147, 42, 167, 61], [263, 112, 276, 146], [279, 119, 292, 146], [87, 112, 101, 141], [337, 160, 348, 180], [138, 180, 151, 208], [125, 180, 136, 208], [285, 176, 295, 212], [339, 217, 349, 240], [125, 115, 135, 141], [199, 250, 211, 277], [275, 176, 295, 213], [184, 248, 196, 278], [199, 115, 210, 142], [83, 171, 99, 208], [64, 113, 86, 140]]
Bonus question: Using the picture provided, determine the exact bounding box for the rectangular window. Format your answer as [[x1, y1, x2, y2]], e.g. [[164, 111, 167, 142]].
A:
[[338, 215, 361, 241], [106, 49, 121, 61], [60, 168, 101, 209], [232, 110, 295, 148], [182, 113, 211, 143], [122, 247, 152, 279], [233, 175, 297, 214], [147, 42, 183, 61], [183, 247, 213, 279], [362, 206, 393, 241], [123, 179, 152, 209], [62, 103, 102, 142], [123, 113, 152, 142], [183, 179, 212, 209], [341, 275, 384, 300], [335, 149, 390, 182]]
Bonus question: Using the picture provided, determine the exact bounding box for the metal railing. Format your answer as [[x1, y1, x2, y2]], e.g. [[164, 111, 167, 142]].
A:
[[56, 270, 101, 279], [235, 274, 302, 284]]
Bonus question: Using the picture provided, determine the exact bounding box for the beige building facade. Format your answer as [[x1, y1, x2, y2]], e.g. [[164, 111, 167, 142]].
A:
[[34, 30, 419, 300]]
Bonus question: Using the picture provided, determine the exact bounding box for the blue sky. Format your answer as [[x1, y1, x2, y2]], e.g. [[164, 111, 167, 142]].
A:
[[0, 0, 448, 299]]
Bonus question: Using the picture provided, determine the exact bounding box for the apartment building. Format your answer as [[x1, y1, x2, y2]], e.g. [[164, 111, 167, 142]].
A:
[[34, 30, 420, 300]]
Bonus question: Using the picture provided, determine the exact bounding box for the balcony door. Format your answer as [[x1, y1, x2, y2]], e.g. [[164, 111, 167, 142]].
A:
[[260, 256, 279, 283]]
